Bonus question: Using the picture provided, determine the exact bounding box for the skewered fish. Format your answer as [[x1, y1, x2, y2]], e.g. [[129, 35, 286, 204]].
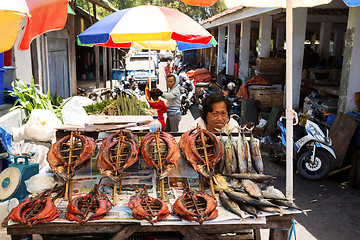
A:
[[249, 128, 264, 174], [97, 130, 139, 181], [128, 189, 169, 224], [173, 187, 218, 224], [180, 127, 223, 178], [8, 186, 62, 225], [66, 183, 112, 223], [140, 131, 180, 179], [47, 133, 96, 181], [236, 126, 248, 174]]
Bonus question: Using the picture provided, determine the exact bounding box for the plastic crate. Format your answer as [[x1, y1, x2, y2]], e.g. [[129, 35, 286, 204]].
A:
[[112, 69, 126, 81]]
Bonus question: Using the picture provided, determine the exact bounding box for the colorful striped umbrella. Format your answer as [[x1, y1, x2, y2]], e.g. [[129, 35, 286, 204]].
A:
[[343, 0, 360, 7], [0, 0, 68, 53], [78, 5, 217, 51]]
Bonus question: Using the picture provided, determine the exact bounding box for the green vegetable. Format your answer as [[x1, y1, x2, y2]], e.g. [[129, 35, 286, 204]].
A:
[[6, 79, 69, 123], [84, 94, 148, 116]]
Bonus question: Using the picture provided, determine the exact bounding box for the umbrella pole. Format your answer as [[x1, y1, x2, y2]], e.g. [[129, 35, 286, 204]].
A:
[[285, 0, 294, 201], [148, 41, 152, 90]]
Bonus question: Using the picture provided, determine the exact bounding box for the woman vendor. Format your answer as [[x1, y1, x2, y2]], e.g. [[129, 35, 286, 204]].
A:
[[190, 92, 239, 133]]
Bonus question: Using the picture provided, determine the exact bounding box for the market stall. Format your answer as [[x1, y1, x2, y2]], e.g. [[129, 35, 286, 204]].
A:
[[4, 124, 301, 240]]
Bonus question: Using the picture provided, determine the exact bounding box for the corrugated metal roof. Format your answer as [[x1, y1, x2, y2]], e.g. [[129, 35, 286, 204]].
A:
[[200, 6, 244, 25]]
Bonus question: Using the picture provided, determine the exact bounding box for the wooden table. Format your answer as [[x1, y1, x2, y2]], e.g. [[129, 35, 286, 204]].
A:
[[7, 214, 294, 240]]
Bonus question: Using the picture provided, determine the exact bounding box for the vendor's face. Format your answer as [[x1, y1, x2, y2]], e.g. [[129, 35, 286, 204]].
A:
[[206, 101, 228, 132], [167, 76, 175, 89]]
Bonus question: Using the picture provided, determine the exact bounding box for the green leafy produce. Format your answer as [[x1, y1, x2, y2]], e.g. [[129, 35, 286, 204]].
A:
[[84, 95, 148, 116], [7, 79, 69, 123]]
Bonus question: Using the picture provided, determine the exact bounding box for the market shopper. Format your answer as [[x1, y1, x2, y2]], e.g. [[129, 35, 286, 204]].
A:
[[190, 92, 238, 133], [164, 60, 174, 77], [173, 53, 181, 73], [145, 79, 167, 131], [162, 74, 181, 132]]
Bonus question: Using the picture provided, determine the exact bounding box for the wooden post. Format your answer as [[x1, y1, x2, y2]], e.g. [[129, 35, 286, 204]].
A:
[[95, 46, 100, 88], [103, 46, 108, 88], [92, 3, 100, 88], [68, 1, 77, 96], [108, 48, 113, 89]]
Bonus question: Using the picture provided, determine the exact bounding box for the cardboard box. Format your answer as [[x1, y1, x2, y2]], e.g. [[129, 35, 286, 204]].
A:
[[249, 88, 284, 108], [256, 57, 284, 72]]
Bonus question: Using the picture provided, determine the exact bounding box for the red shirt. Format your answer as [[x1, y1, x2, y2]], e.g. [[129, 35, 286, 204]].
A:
[[164, 64, 174, 77], [145, 87, 168, 131]]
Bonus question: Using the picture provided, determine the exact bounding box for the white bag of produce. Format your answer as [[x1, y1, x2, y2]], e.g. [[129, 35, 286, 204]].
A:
[[25, 173, 56, 194], [61, 98, 91, 126], [24, 109, 62, 142]]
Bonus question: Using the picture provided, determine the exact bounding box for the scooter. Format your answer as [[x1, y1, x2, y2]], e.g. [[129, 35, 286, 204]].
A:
[[179, 76, 196, 115], [264, 115, 336, 180]]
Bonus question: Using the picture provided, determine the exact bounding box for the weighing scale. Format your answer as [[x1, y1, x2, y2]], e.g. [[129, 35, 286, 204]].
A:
[[0, 152, 39, 202]]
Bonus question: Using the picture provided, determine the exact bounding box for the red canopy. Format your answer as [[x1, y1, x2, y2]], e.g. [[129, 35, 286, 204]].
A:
[[19, 0, 68, 50]]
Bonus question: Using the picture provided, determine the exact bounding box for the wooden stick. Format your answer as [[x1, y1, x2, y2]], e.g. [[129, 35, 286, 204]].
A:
[[328, 165, 352, 177], [65, 132, 75, 201], [24, 184, 58, 221], [155, 130, 166, 201], [113, 137, 125, 205], [198, 174, 204, 192], [199, 128, 216, 197], [187, 191, 203, 224]]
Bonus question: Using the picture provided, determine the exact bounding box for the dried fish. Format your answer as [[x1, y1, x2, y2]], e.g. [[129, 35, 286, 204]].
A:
[[248, 127, 264, 174], [241, 179, 263, 200], [236, 126, 248, 174]]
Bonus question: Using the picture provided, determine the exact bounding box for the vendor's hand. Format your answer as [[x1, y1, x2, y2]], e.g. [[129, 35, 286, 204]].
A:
[[146, 78, 150, 88]]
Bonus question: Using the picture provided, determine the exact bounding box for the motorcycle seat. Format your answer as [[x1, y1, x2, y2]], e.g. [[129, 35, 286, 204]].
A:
[[281, 118, 306, 141]]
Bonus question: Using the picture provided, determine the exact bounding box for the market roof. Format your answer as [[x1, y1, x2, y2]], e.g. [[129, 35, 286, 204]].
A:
[[86, 0, 117, 12], [200, 6, 244, 25]]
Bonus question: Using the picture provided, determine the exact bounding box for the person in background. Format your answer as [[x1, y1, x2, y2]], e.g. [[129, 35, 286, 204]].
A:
[[145, 79, 167, 131], [173, 53, 181, 73], [161, 74, 181, 132], [164, 60, 174, 77], [190, 92, 238, 134]]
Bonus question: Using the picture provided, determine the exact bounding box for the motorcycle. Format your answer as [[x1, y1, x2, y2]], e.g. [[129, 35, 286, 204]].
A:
[[113, 75, 142, 99], [223, 82, 241, 123], [179, 75, 196, 115], [264, 115, 336, 180]]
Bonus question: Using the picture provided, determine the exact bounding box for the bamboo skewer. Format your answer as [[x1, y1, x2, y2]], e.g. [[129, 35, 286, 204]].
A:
[[198, 128, 216, 197], [24, 184, 58, 221], [113, 136, 125, 205], [142, 186, 157, 222], [198, 174, 204, 192], [155, 130, 166, 201], [65, 132, 75, 201]]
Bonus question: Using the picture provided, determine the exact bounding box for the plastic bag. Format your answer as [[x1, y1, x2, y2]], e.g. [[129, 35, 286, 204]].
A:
[[25, 173, 56, 194], [61, 98, 91, 126], [0, 198, 19, 227], [24, 109, 62, 142]]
